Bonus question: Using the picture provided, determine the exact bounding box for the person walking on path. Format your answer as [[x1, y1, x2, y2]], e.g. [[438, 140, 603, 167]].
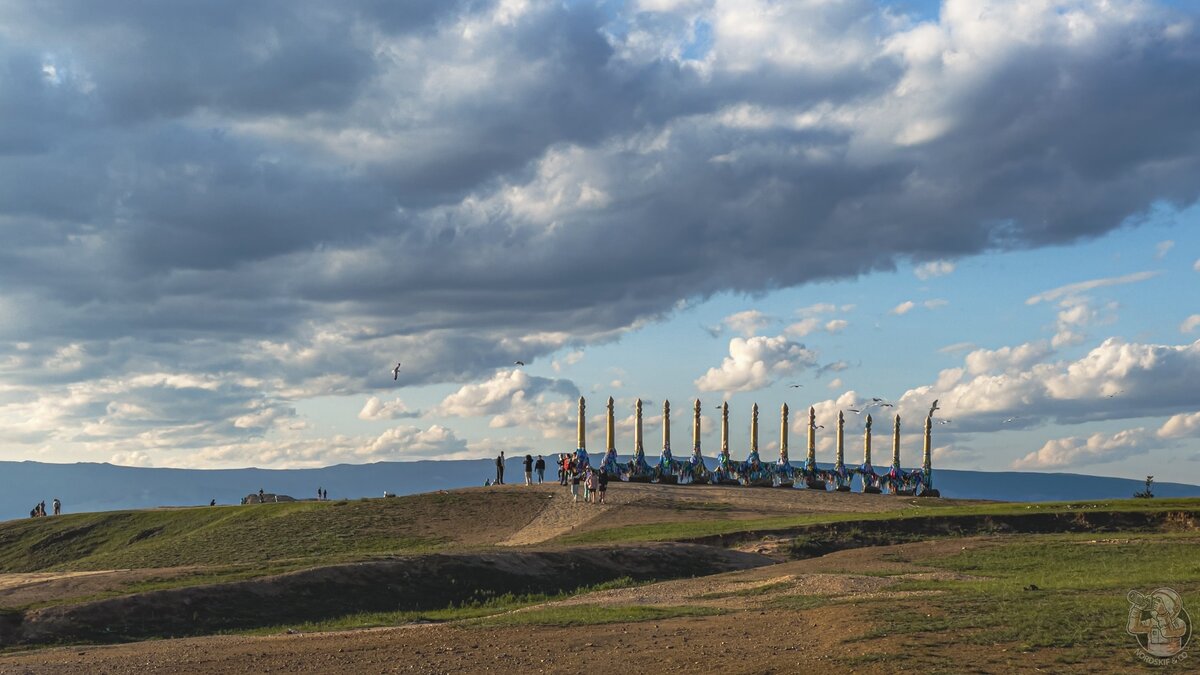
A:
[[495, 452, 505, 485], [52, 498, 61, 515], [523, 454, 534, 486], [569, 465, 581, 503], [597, 471, 609, 504], [535, 455, 546, 484]]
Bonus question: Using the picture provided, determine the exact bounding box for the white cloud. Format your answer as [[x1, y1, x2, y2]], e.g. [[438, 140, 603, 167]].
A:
[[891, 301, 915, 315], [894, 338, 1200, 431], [1012, 428, 1150, 469], [1180, 315, 1200, 334], [923, 299, 948, 310], [785, 318, 822, 337], [964, 341, 1053, 375], [825, 319, 848, 333], [1157, 411, 1200, 439], [357, 396, 417, 421], [695, 335, 817, 394], [827, 377, 843, 390], [939, 342, 976, 354], [552, 350, 584, 372], [1194, 258, 1200, 272], [721, 310, 774, 337], [914, 260, 955, 280], [435, 369, 577, 418], [1025, 271, 1159, 305], [110, 450, 154, 467], [1155, 240, 1174, 259], [795, 303, 838, 316]]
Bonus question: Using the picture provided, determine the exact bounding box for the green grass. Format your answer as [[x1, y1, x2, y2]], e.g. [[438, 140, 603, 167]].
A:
[[471, 604, 723, 628], [554, 497, 1200, 545], [696, 580, 794, 599], [237, 577, 649, 635], [858, 534, 1200, 661], [0, 490, 548, 572]]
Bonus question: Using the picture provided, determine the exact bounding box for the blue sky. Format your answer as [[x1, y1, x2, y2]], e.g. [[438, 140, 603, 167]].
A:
[[1, 0, 1199, 482]]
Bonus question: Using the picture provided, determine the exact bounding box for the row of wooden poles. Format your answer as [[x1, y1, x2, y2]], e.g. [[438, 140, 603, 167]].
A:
[[574, 396, 934, 475]]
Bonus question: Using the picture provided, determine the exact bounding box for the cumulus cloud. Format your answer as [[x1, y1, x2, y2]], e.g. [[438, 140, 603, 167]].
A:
[[964, 341, 1053, 375], [2, 0, 1199, 463], [891, 301, 916, 316], [721, 310, 774, 337], [110, 451, 154, 468], [551, 350, 585, 372], [893, 338, 1200, 432], [914, 261, 955, 280], [1181, 315, 1200, 333], [435, 369, 578, 418], [1011, 428, 1151, 469], [1156, 240, 1175, 259], [357, 397, 418, 421], [695, 335, 818, 394], [1157, 411, 1200, 439]]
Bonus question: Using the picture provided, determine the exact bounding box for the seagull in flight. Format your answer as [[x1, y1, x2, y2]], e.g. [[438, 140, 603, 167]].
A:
[[848, 408, 862, 414], [1106, 390, 1123, 398], [1002, 417, 1018, 424], [514, 360, 525, 366], [391, 363, 401, 381], [937, 419, 952, 425], [788, 383, 804, 388]]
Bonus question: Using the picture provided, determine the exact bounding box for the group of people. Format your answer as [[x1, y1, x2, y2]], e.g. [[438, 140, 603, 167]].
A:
[[484, 453, 608, 503], [559, 454, 607, 504], [29, 498, 61, 518], [487, 452, 549, 486]]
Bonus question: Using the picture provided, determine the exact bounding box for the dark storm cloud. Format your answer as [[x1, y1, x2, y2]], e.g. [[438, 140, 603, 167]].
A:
[[0, 0, 1198, 399]]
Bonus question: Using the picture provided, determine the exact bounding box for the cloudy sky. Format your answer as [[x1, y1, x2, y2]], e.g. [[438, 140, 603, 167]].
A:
[[2, 0, 1199, 482]]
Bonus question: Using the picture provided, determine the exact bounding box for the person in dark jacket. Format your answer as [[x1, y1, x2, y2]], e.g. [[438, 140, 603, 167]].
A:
[[534, 455, 546, 483]]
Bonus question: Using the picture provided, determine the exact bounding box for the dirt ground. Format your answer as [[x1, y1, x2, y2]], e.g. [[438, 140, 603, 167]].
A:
[[0, 537, 1119, 674], [494, 480, 953, 546], [0, 568, 203, 609]]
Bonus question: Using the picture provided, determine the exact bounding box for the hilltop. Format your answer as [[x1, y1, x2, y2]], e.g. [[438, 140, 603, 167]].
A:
[[4, 459, 1199, 519], [0, 483, 1197, 673]]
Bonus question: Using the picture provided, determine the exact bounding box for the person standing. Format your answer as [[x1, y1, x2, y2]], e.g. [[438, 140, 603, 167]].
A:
[[569, 465, 581, 503], [523, 454, 534, 486], [597, 471, 609, 504], [52, 498, 61, 515], [495, 452, 505, 485], [535, 455, 546, 484]]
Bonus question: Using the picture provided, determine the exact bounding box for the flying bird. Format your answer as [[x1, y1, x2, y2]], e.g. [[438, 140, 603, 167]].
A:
[[1106, 390, 1123, 398], [1002, 417, 1018, 424], [788, 383, 804, 388], [514, 361, 525, 366], [811, 423, 825, 430], [937, 419, 952, 425], [928, 399, 940, 417], [848, 408, 862, 414], [391, 363, 401, 381], [872, 397, 885, 403]]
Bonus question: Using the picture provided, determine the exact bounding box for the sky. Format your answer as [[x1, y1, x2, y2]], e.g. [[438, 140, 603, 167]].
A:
[[1, 0, 1199, 482]]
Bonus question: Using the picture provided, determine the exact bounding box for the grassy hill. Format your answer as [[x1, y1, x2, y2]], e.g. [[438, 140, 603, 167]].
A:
[[0, 489, 549, 573]]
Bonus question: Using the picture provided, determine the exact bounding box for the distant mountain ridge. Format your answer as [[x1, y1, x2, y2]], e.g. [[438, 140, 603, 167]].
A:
[[1, 458, 1196, 520]]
